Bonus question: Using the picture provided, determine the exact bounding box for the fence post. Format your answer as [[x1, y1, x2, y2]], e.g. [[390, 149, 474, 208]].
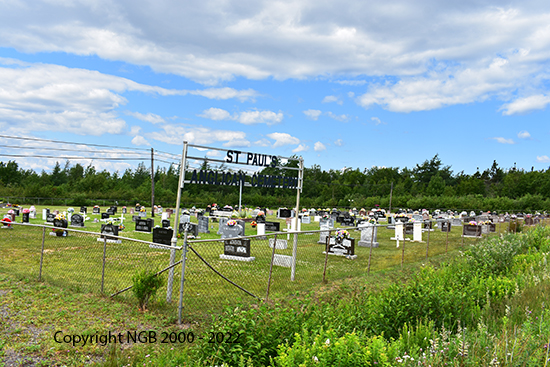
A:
[[445, 221, 449, 253], [178, 227, 189, 325], [291, 232, 298, 281], [38, 226, 46, 281], [266, 234, 278, 302], [401, 230, 405, 269], [322, 231, 331, 283], [101, 237, 107, 294], [425, 221, 430, 261], [367, 225, 375, 275]]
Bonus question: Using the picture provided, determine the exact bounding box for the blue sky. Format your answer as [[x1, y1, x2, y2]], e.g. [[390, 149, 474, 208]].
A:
[[0, 0, 549, 176]]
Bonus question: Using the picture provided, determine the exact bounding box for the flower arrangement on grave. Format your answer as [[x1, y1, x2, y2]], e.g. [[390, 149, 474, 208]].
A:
[[55, 213, 66, 221], [67, 207, 75, 213], [94, 205, 100, 209], [396, 213, 407, 218], [2, 217, 12, 226], [227, 219, 237, 227], [182, 209, 190, 215], [250, 221, 257, 228], [322, 214, 330, 220], [335, 229, 350, 240], [302, 208, 307, 212], [140, 206, 146, 213], [22, 208, 30, 214], [481, 220, 492, 225], [368, 218, 377, 224], [119, 223, 125, 231], [467, 221, 478, 226]]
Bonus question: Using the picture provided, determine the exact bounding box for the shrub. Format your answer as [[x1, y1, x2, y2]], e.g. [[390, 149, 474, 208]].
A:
[[131, 270, 164, 311]]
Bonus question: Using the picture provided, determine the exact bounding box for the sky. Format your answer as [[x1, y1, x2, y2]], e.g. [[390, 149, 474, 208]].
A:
[[0, 0, 550, 176]]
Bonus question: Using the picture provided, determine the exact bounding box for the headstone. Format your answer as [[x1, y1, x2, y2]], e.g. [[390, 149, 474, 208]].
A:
[[132, 215, 140, 222], [42, 208, 50, 220], [135, 219, 152, 233], [100, 224, 119, 240], [198, 216, 210, 234], [463, 224, 482, 237], [93, 206, 100, 214], [220, 238, 254, 261], [22, 211, 30, 223], [278, 208, 292, 218], [107, 206, 117, 215], [217, 217, 229, 234], [152, 227, 173, 245], [392, 222, 404, 241], [71, 213, 84, 227], [180, 214, 191, 223], [326, 237, 356, 258], [269, 238, 288, 249], [161, 219, 170, 228], [53, 218, 68, 237], [301, 216, 311, 224], [179, 222, 199, 237], [80, 206, 87, 214], [451, 218, 462, 226], [122, 207, 127, 214], [101, 213, 110, 220], [46, 213, 55, 224], [138, 210, 147, 218], [219, 221, 244, 239], [318, 218, 334, 244], [358, 223, 378, 247], [265, 221, 280, 232], [405, 222, 414, 235], [412, 222, 423, 242], [441, 221, 451, 232]]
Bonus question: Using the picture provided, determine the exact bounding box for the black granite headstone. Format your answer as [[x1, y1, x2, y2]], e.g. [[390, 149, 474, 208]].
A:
[[135, 219, 152, 232], [46, 213, 55, 223], [179, 222, 198, 237], [152, 227, 173, 245], [278, 208, 292, 218], [80, 206, 87, 214], [162, 219, 170, 228], [265, 221, 280, 232], [71, 213, 84, 227], [22, 212, 29, 223], [223, 238, 251, 257], [101, 213, 110, 220], [101, 224, 119, 239]]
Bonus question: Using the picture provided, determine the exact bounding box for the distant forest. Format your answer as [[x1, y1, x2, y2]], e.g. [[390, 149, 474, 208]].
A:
[[1, 154, 549, 212]]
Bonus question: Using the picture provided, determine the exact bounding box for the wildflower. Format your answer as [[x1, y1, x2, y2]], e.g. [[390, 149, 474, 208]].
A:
[[325, 339, 330, 346]]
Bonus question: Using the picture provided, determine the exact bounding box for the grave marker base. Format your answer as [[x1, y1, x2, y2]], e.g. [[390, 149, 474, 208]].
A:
[[96, 238, 121, 244], [322, 251, 357, 259], [273, 254, 292, 267], [219, 254, 256, 262]]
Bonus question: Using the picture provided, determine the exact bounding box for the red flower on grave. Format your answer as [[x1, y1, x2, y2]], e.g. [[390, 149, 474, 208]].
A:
[[251, 221, 257, 228]]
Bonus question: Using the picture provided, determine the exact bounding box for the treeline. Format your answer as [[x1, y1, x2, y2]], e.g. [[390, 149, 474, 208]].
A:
[[1, 155, 550, 211]]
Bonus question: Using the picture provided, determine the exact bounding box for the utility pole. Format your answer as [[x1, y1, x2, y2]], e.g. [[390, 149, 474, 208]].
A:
[[151, 148, 155, 217]]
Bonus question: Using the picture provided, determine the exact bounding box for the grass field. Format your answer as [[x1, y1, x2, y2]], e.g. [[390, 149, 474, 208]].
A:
[[1, 205, 535, 365]]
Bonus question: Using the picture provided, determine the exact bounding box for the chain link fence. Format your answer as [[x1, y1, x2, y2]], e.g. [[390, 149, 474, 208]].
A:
[[1, 218, 547, 320]]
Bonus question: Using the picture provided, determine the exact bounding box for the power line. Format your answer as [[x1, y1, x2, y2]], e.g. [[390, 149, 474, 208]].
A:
[[0, 134, 152, 152], [0, 144, 146, 155], [0, 153, 149, 161]]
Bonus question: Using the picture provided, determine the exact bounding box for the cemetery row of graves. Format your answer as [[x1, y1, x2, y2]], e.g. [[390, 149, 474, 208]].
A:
[[1, 201, 547, 316]]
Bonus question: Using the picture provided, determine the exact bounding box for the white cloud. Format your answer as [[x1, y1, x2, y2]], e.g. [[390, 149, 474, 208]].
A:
[[206, 150, 222, 157], [266, 132, 300, 148], [131, 135, 150, 146], [537, 155, 550, 162], [238, 110, 283, 125], [500, 95, 550, 115], [303, 109, 322, 120], [334, 139, 344, 146], [314, 142, 326, 151], [126, 111, 165, 124], [199, 107, 232, 121], [371, 117, 385, 125], [147, 124, 250, 147], [518, 131, 531, 139], [292, 144, 309, 153], [492, 137, 515, 144], [327, 112, 350, 122], [189, 88, 258, 102], [335, 80, 367, 86], [199, 108, 283, 125], [253, 138, 272, 147], [322, 95, 343, 105]]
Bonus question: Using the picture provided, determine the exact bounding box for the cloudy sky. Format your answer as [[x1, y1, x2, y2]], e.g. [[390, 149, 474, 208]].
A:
[[1, 0, 549, 175]]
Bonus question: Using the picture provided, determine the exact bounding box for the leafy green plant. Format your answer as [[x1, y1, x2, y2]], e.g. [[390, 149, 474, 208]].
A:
[[131, 270, 164, 311]]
